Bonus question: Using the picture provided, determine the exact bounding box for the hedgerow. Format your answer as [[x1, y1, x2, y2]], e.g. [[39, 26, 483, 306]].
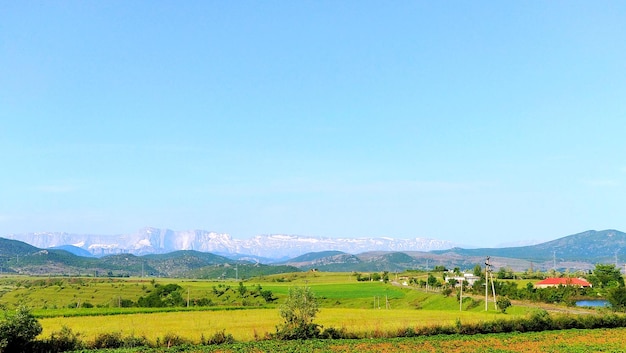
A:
[[16, 307, 626, 352]]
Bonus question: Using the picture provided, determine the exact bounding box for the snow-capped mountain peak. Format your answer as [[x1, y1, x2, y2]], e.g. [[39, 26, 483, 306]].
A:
[[5, 228, 457, 259]]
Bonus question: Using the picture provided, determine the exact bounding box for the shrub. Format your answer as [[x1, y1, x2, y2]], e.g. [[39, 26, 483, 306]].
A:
[[204, 330, 234, 345], [0, 306, 42, 353], [159, 333, 191, 347], [121, 334, 150, 348], [496, 297, 512, 313], [320, 326, 356, 339], [273, 322, 321, 340], [43, 326, 83, 352], [91, 332, 124, 349]]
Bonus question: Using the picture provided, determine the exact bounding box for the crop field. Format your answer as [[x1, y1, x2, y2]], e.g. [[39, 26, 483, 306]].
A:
[[38, 308, 511, 342], [0, 271, 597, 350], [0, 272, 465, 310]]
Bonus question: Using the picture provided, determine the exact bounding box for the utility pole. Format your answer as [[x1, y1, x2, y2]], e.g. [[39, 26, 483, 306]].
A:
[[484, 256, 497, 311], [485, 257, 489, 311], [460, 280, 463, 312], [490, 268, 498, 311]]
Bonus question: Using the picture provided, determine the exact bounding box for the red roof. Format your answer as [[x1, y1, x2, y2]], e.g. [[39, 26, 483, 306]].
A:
[[535, 278, 592, 287]]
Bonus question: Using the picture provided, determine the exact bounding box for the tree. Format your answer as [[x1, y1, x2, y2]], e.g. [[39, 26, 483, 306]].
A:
[[588, 264, 625, 289], [137, 283, 184, 307], [276, 286, 320, 339], [0, 306, 42, 352], [473, 264, 483, 278], [238, 282, 247, 296], [427, 273, 438, 287], [607, 286, 626, 312], [496, 297, 512, 313]]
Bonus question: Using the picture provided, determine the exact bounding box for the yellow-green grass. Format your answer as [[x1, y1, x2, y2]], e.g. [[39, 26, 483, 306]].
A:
[[0, 273, 536, 316], [0, 277, 157, 309], [39, 307, 516, 343], [0, 274, 423, 310]]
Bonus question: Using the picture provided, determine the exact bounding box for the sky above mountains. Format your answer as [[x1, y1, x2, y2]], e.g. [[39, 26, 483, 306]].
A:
[[1, 2, 625, 247]]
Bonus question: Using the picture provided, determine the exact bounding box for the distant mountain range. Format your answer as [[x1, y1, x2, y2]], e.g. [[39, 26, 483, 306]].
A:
[[4, 227, 457, 259], [1, 229, 624, 276]]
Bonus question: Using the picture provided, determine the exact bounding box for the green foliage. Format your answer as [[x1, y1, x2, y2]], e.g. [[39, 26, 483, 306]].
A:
[[0, 306, 42, 352], [260, 289, 276, 303], [588, 264, 625, 289], [382, 271, 389, 283], [274, 322, 321, 340], [137, 283, 184, 307], [427, 273, 439, 287], [497, 267, 514, 279], [238, 282, 247, 296], [607, 286, 626, 311], [90, 332, 150, 349], [40, 326, 84, 352], [473, 264, 483, 277], [203, 330, 234, 345], [158, 333, 191, 347], [91, 332, 125, 349], [276, 286, 320, 339], [497, 296, 512, 313]]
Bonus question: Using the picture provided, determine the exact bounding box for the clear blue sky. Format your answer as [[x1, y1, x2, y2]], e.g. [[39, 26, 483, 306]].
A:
[[1, 2, 625, 247]]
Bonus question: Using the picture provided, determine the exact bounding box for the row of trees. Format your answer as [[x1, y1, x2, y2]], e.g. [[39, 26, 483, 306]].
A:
[[354, 271, 390, 282]]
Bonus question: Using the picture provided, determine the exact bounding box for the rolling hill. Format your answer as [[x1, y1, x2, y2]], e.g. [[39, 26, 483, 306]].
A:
[[1, 229, 625, 275]]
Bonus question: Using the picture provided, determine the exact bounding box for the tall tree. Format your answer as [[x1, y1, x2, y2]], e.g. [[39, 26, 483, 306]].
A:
[[588, 264, 625, 289]]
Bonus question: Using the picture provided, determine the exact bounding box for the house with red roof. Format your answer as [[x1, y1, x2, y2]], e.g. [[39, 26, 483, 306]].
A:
[[534, 277, 592, 289]]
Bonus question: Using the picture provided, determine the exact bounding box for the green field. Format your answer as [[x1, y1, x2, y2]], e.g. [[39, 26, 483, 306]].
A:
[[0, 272, 459, 311], [38, 307, 514, 342], [0, 271, 604, 349]]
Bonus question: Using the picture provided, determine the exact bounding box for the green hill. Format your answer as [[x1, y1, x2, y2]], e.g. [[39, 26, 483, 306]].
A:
[[432, 229, 626, 263]]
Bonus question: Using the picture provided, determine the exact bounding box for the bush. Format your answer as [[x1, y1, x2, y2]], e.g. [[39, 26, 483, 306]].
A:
[[158, 333, 191, 347], [497, 297, 512, 313], [320, 326, 357, 339], [273, 322, 321, 340], [42, 326, 83, 352], [204, 330, 234, 345], [121, 334, 150, 348], [91, 332, 124, 349], [0, 306, 42, 352]]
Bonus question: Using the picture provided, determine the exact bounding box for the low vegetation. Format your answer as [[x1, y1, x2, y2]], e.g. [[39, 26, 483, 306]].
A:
[[0, 264, 625, 352]]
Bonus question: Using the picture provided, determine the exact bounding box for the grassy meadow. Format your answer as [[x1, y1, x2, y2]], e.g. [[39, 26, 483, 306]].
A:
[[0, 271, 549, 344]]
